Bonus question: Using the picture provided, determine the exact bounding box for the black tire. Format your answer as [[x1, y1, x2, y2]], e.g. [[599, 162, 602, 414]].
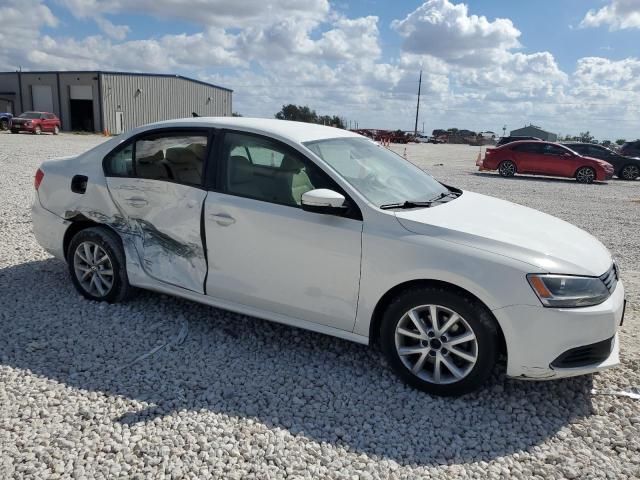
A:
[[53, 125, 60, 135], [0, 118, 8, 130], [498, 160, 516, 177], [34, 126, 42, 135], [380, 286, 498, 396], [10, 129, 18, 134], [575, 166, 595, 184], [67, 227, 134, 303], [619, 164, 639, 181]]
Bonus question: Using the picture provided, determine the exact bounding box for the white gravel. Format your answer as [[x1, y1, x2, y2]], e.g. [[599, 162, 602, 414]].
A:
[[1, 132, 639, 479]]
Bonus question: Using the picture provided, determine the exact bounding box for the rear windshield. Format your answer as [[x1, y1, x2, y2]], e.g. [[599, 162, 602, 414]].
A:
[[19, 112, 42, 119]]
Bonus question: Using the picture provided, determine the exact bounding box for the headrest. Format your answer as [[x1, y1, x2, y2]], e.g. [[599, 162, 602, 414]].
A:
[[281, 155, 303, 172], [166, 147, 198, 165], [137, 150, 163, 164], [187, 143, 206, 160]]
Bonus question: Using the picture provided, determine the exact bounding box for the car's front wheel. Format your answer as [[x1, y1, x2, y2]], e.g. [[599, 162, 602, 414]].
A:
[[380, 287, 498, 396], [575, 167, 595, 184], [498, 160, 516, 177], [620, 164, 639, 181], [53, 125, 60, 135], [67, 227, 134, 303], [34, 126, 42, 135]]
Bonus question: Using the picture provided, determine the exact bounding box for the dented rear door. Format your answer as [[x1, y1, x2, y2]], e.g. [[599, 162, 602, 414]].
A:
[[104, 129, 211, 293]]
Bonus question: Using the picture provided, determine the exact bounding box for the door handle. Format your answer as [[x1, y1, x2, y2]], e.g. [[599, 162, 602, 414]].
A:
[[209, 213, 235, 226], [125, 196, 148, 208]]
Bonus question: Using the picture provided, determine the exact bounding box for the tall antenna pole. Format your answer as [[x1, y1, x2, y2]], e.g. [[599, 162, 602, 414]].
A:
[[414, 70, 422, 136]]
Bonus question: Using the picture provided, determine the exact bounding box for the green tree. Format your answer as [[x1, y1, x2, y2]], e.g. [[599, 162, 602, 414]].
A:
[[616, 139, 626, 146], [232, 112, 243, 117], [275, 105, 344, 128], [275, 104, 318, 123], [579, 131, 595, 143]]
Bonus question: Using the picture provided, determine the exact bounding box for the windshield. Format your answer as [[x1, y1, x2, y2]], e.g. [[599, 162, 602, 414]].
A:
[[304, 137, 449, 207], [19, 112, 42, 119]]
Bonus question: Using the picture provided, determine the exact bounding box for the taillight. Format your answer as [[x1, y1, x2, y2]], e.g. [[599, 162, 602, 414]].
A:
[[34, 168, 44, 190]]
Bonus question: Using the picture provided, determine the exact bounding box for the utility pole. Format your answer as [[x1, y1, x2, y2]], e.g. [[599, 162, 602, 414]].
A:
[[414, 69, 422, 137]]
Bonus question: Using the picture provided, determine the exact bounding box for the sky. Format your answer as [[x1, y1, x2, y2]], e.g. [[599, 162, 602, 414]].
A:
[[1, 0, 639, 140]]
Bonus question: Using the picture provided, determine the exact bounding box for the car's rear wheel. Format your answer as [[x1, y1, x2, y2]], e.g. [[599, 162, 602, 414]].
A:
[[380, 287, 498, 396], [53, 125, 60, 135], [575, 167, 595, 184], [34, 126, 42, 135], [0, 119, 8, 130], [620, 164, 639, 181], [67, 227, 134, 303], [498, 160, 516, 177]]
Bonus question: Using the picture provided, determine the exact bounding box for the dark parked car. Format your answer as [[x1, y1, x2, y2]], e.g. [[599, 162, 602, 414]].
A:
[[496, 136, 542, 147], [620, 140, 640, 159], [0, 112, 12, 130], [10, 111, 60, 135], [564, 143, 640, 180]]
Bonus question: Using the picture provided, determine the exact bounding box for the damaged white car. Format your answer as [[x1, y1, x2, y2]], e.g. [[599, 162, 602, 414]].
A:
[[32, 118, 625, 396]]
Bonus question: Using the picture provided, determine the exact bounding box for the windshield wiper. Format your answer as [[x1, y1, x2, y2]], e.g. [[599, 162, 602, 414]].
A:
[[429, 191, 460, 202], [379, 200, 434, 210]]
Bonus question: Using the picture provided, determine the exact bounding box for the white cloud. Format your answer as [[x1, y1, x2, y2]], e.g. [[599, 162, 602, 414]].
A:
[[1, 0, 638, 139], [57, 0, 330, 29], [391, 0, 521, 65], [580, 0, 640, 30], [94, 18, 130, 41]]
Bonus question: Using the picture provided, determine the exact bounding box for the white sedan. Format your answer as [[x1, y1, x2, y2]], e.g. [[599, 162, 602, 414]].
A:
[[32, 117, 625, 396]]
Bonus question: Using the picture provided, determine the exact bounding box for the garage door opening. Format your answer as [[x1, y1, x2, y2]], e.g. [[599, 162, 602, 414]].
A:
[[69, 99, 94, 131], [69, 85, 95, 132]]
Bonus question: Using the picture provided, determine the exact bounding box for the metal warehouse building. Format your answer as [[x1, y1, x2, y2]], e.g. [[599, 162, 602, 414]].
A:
[[510, 124, 558, 142], [0, 71, 232, 134]]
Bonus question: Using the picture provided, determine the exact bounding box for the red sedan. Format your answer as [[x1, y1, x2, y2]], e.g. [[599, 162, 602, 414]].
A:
[[10, 111, 61, 135], [478, 141, 614, 183]]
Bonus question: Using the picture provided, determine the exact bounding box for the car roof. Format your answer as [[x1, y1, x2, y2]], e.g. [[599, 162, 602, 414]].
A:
[[143, 117, 361, 144], [499, 139, 554, 148]]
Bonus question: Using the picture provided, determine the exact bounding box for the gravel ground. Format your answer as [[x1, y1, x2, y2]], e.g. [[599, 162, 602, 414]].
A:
[[1, 132, 639, 479]]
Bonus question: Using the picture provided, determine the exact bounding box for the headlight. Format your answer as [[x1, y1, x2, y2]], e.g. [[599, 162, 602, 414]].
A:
[[527, 274, 610, 308]]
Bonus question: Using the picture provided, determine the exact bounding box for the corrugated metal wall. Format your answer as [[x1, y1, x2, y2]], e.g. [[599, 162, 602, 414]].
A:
[[0, 73, 22, 113], [100, 73, 232, 134]]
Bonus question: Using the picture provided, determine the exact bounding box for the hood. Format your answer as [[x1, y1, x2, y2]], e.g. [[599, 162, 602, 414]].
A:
[[394, 191, 612, 276], [583, 156, 614, 169]]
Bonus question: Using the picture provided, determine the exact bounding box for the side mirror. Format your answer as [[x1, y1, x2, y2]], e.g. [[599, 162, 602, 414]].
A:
[[301, 189, 347, 215]]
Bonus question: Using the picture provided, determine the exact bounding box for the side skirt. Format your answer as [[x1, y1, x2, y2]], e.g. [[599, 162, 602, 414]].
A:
[[130, 277, 370, 346]]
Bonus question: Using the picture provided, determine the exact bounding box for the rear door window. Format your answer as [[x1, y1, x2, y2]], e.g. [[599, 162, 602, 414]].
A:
[[104, 130, 210, 186], [512, 143, 543, 153]]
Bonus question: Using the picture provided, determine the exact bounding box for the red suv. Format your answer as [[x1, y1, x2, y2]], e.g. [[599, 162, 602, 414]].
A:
[[10, 111, 61, 135], [478, 141, 614, 184]]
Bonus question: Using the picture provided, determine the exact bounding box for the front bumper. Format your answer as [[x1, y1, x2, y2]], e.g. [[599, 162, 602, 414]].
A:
[[493, 280, 624, 380], [32, 195, 69, 260], [12, 124, 35, 132]]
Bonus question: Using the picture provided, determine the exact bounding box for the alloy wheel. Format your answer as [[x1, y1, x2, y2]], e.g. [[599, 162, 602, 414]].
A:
[[73, 241, 114, 297], [576, 167, 595, 183], [621, 165, 639, 180], [394, 305, 478, 385], [499, 161, 516, 177]]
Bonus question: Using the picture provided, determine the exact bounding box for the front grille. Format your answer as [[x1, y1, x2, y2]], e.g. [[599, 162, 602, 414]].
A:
[[551, 337, 614, 369], [600, 263, 618, 293]]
